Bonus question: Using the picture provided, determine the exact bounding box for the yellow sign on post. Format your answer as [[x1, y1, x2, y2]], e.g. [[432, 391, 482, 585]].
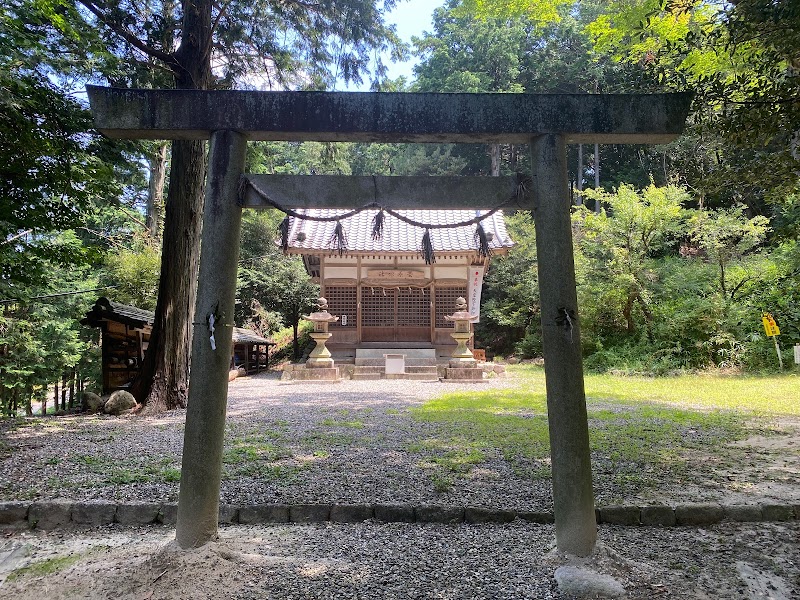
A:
[[762, 313, 784, 370], [762, 313, 781, 337]]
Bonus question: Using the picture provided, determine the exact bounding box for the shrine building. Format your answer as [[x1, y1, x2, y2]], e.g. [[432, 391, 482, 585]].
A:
[[285, 208, 513, 359]]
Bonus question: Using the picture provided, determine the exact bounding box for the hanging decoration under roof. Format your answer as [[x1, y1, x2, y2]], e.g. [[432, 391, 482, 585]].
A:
[[239, 175, 528, 264]]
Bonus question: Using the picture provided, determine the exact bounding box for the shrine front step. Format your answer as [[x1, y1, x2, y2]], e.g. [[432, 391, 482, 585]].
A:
[[355, 348, 436, 360], [351, 365, 439, 381], [291, 367, 341, 381], [355, 357, 437, 367]]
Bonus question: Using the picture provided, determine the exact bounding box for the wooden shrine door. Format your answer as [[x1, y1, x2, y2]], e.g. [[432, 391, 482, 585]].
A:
[[361, 287, 431, 343]]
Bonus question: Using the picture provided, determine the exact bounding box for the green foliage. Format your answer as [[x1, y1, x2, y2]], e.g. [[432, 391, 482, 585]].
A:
[[0, 15, 126, 300], [8, 553, 86, 581], [101, 236, 161, 310], [476, 211, 539, 355], [575, 184, 688, 343], [268, 321, 313, 364], [586, 1, 800, 208], [484, 182, 795, 372], [456, 0, 572, 23], [236, 211, 318, 359], [0, 237, 100, 416], [687, 205, 770, 297], [413, 2, 528, 94]]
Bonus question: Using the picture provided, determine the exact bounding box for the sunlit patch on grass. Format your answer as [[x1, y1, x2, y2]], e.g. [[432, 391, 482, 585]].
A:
[[408, 365, 776, 496]]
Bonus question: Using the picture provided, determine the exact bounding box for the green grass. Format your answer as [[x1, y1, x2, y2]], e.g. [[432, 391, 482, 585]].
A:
[[300, 430, 356, 448], [408, 365, 794, 497], [8, 548, 102, 581], [513, 364, 800, 415], [69, 455, 182, 486], [222, 433, 299, 481], [320, 417, 365, 429]]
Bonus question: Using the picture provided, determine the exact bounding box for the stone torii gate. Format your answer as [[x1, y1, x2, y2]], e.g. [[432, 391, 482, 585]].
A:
[[87, 86, 691, 555]]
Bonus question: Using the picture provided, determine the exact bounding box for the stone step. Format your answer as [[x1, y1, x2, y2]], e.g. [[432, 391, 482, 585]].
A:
[[291, 367, 341, 381], [356, 348, 436, 360], [385, 373, 440, 381], [406, 366, 438, 374], [351, 373, 383, 381], [352, 366, 384, 374], [357, 342, 434, 349], [350, 365, 439, 381], [352, 365, 437, 374], [354, 358, 437, 367]]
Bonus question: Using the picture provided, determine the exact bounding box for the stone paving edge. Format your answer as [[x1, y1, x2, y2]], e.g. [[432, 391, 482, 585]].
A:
[[0, 500, 796, 530]]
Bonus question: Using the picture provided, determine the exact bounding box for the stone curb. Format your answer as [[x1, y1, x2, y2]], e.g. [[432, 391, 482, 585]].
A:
[[1, 501, 796, 530]]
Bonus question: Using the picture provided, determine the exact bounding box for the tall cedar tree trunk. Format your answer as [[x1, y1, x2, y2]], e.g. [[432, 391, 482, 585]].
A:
[[131, 0, 213, 412]]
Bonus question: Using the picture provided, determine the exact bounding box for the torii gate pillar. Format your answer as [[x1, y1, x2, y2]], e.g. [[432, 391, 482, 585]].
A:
[[176, 130, 247, 548], [531, 134, 596, 554]]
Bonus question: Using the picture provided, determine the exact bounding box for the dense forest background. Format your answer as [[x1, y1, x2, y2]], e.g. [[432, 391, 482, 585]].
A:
[[2, 0, 799, 414]]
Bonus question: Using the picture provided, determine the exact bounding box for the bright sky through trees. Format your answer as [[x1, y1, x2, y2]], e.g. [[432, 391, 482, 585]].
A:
[[341, 0, 445, 89]]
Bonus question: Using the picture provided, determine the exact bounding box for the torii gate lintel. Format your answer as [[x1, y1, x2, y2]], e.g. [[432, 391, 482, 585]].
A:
[[86, 87, 691, 556]]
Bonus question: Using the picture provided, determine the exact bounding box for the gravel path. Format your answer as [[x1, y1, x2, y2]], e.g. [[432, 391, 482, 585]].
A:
[[1, 520, 798, 599], [1, 371, 798, 510]]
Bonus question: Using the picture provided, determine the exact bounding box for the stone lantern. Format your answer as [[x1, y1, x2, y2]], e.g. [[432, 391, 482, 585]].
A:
[[302, 297, 339, 369], [444, 297, 479, 368]]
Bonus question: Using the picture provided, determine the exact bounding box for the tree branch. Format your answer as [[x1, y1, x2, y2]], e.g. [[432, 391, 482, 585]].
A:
[[1, 229, 33, 246], [115, 203, 148, 229], [76, 0, 176, 66]]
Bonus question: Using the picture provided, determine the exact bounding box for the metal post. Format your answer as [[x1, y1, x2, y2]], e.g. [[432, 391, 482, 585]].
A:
[[530, 134, 597, 556], [176, 130, 247, 548], [773, 336, 784, 370]]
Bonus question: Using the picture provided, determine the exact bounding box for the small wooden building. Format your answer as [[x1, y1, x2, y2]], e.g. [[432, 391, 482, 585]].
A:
[[286, 209, 513, 357], [83, 297, 273, 394]]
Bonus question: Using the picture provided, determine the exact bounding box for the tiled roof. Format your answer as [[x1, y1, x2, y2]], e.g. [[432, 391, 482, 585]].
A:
[[83, 297, 273, 344], [232, 327, 274, 345], [287, 209, 514, 254], [83, 297, 153, 328]]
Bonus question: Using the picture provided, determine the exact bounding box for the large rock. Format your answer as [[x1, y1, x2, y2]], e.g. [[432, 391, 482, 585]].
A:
[[104, 390, 137, 415], [83, 392, 105, 413], [554, 566, 625, 598]]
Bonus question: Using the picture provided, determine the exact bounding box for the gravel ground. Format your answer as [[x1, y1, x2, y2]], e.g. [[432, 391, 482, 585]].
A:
[[1, 520, 798, 599], [0, 371, 798, 510], [2, 372, 799, 598]]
